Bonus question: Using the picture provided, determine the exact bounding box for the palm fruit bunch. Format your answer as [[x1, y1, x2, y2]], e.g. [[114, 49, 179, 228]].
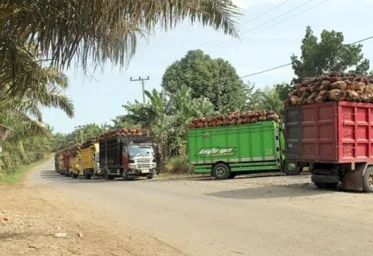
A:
[[284, 72, 373, 107], [68, 143, 81, 157], [188, 110, 279, 129], [81, 136, 99, 149], [98, 128, 149, 141]]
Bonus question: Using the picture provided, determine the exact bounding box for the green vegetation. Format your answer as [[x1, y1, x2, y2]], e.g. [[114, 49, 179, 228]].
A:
[[1, 0, 371, 179], [291, 26, 370, 83], [0, 1, 240, 175], [161, 50, 246, 111], [165, 157, 193, 174], [0, 155, 51, 184]]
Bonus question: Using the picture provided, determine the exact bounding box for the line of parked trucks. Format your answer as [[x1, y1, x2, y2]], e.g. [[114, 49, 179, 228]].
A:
[[55, 129, 158, 180], [188, 101, 373, 192], [55, 73, 373, 193]]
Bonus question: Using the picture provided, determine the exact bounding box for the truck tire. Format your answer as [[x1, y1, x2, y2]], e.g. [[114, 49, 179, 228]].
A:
[[229, 173, 237, 179], [72, 173, 78, 179], [363, 167, 373, 192], [104, 173, 114, 180], [84, 173, 92, 180], [212, 163, 231, 180], [314, 182, 325, 189], [147, 174, 154, 179], [122, 170, 130, 180], [283, 161, 302, 176], [324, 183, 338, 190]]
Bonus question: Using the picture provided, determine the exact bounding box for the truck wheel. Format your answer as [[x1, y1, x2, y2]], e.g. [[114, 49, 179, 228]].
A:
[[122, 170, 130, 180], [147, 174, 154, 179], [363, 167, 373, 192], [314, 182, 325, 189], [212, 163, 231, 180], [84, 173, 92, 180], [104, 173, 114, 180], [324, 183, 338, 190], [229, 173, 237, 179], [72, 173, 78, 179], [283, 161, 302, 176]]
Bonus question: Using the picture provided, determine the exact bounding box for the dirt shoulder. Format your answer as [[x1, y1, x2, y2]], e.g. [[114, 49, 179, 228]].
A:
[[0, 182, 184, 256]]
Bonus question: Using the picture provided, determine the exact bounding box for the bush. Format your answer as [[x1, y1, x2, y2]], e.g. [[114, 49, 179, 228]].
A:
[[165, 157, 193, 174]]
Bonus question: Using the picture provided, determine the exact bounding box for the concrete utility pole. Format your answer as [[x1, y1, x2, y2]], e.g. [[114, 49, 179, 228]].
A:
[[130, 76, 150, 103]]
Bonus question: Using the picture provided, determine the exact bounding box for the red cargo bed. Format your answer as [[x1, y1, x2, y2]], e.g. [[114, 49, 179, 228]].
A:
[[285, 101, 373, 163]]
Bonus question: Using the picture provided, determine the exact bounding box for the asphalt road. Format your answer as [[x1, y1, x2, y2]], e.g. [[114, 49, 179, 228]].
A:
[[28, 159, 373, 256]]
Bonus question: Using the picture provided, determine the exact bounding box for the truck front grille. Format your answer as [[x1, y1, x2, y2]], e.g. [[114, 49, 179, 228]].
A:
[[137, 164, 151, 169]]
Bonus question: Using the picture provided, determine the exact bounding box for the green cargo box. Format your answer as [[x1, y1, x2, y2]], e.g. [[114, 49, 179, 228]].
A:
[[188, 121, 285, 179]]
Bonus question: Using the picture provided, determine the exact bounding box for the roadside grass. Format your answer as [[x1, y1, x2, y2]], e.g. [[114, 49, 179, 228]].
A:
[[0, 155, 51, 184]]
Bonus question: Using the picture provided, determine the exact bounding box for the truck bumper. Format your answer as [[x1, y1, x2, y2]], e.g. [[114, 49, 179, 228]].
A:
[[128, 168, 156, 176]]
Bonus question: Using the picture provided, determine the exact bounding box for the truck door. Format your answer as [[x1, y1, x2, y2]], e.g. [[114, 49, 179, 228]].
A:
[[121, 145, 129, 168]]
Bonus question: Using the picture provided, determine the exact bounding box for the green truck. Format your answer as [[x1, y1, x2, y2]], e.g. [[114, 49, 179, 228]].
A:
[[188, 121, 300, 179]]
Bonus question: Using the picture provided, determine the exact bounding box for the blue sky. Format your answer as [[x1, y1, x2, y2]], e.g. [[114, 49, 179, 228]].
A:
[[43, 0, 373, 134]]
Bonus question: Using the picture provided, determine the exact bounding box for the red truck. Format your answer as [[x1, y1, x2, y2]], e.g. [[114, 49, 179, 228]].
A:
[[285, 101, 373, 192], [60, 151, 71, 177]]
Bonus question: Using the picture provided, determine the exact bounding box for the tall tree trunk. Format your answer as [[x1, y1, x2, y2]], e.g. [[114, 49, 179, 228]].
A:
[[18, 140, 27, 162]]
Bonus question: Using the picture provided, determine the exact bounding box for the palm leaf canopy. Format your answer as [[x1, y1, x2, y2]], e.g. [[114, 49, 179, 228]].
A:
[[1, 0, 240, 70]]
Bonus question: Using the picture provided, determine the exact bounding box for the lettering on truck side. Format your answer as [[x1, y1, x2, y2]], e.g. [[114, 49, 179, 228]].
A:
[[197, 147, 236, 157]]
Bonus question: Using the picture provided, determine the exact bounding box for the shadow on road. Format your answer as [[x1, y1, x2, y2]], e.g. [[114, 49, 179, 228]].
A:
[[149, 172, 310, 183], [205, 183, 330, 200], [0, 231, 48, 241], [39, 170, 140, 184]]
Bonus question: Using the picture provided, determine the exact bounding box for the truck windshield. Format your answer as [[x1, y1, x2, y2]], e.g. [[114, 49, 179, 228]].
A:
[[128, 145, 153, 157]]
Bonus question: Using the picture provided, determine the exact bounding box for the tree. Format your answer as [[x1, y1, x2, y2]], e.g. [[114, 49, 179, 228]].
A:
[[291, 26, 370, 82], [258, 86, 284, 116], [1, 0, 240, 97], [124, 85, 218, 171], [161, 49, 246, 111]]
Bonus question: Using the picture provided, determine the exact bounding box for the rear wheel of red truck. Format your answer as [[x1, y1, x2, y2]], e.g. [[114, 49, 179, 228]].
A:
[[363, 167, 373, 192], [212, 163, 231, 180]]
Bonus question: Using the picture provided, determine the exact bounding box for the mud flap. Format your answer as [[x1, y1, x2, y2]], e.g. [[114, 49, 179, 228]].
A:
[[342, 163, 366, 192]]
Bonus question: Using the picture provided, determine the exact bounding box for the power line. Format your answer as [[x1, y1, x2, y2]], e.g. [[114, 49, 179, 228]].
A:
[[242, 0, 293, 26], [239, 35, 373, 79], [209, 0, 328, 53], [240, 0, 317, 38], [196, 0, 292, 48]]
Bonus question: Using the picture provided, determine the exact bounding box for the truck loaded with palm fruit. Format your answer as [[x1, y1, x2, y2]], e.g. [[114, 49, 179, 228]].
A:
[[80, 139, 101, 179], [54, 127, 158, 181], [188, 110, 303, 179], [98, 128, 157, 180], [284, 72, 373, 192]]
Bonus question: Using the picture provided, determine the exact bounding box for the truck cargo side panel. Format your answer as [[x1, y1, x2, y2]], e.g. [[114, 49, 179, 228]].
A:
[[301, 102, 338, 161], [338, 102, 373, 162], [188, 122, 279, 169], [284, 105, 302, 160], [99, 139, 121, 168], [285, 101, 373, 163]]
